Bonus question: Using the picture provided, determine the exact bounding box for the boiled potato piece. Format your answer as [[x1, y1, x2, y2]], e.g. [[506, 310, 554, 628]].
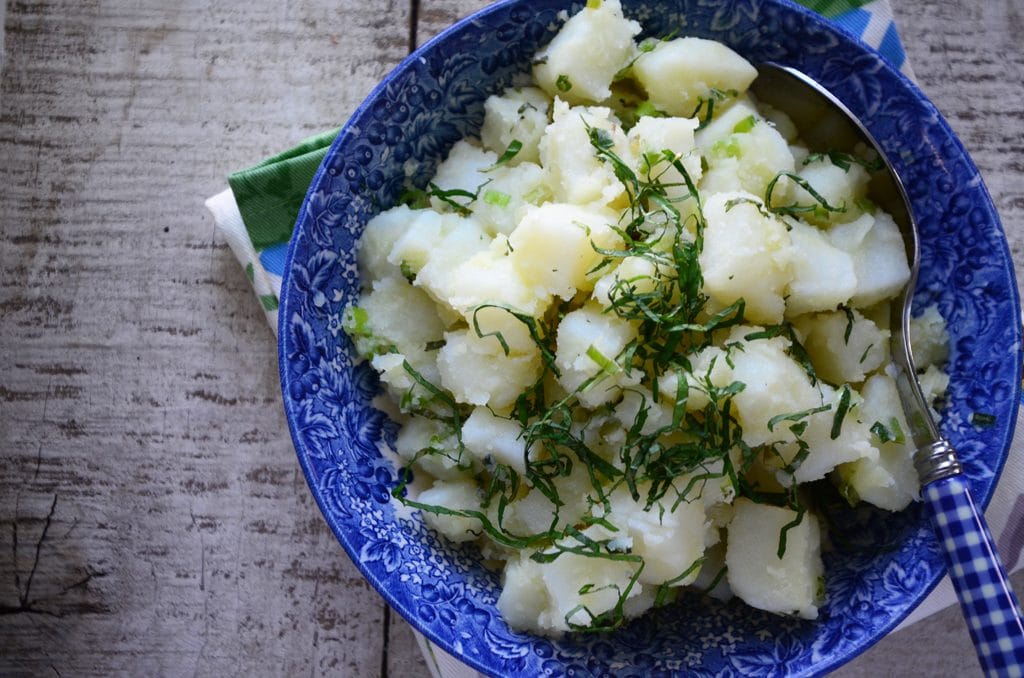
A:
[[555, 302, 639, 409], [726, 328, 820, 448], [480, 86, 552, 165], [835, 373, 918, 511], [910, 303, 949, 368], [784, 218, 857, 317], [612, 385, 672, 437], [726, 498, 823, 619], [828, 211, 911, 308], [591, 254, 663, 307], [539, 549, 643, 631], [471, 161, 548, 237], [774, 382, 878, 484], [347, 275, 445, 358], [540, 99, 630, 206], [693, 97, 759, 153], [659, 345, 736, 413], [793, 155, 870, 225], [428, 140, 496, 211], [602, 485, 706, 586], [627, 115, 703, 201], [461, 407, 529, 474], [458, 302, 540, 356], [497, 553, 552, 633], [532, 0, 641, 105], [385, 208, 444, 276], [509, 202, 623, 299], [633, 37, 757, 117], [418, 479, 483, 543], [359, 205, 420, 282], [445, 245, 546, 319], [437, 328, 541, 409], [700, 192, 794, 325], [411, 214, 491, 306], [394, 416, 469, 481], [700, 117, 796, 199], [920, 363, 950, 410], [793, 309, 890, 385]]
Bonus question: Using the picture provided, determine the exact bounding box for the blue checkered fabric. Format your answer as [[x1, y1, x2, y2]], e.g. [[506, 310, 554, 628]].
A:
[[925, 476, 1024, 676]]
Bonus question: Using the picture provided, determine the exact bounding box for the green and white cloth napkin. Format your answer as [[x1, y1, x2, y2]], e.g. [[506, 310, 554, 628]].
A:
[[205, 3, 1021, 676]]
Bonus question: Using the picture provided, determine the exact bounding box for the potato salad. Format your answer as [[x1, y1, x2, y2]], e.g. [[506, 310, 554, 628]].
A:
[[344, 0, 948, 635]]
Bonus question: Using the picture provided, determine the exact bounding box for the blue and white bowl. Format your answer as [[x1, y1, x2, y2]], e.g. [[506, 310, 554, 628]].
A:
[[278, 1, 1022, 674]]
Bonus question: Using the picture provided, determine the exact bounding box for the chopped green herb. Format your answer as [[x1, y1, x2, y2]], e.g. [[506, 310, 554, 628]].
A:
[[556, 74, 573, 92], [732, 115, 757, 134], [842, 306, 855, 343], [483, 189, 512, 207], [971, 412, 997, 428], [830, 385, 852, 440], [870, 417, 906, 444], [484, 139, 523, 171]]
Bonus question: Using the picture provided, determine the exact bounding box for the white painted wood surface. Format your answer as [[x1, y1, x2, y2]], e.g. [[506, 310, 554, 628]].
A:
[[0, 1, 1020, 676]]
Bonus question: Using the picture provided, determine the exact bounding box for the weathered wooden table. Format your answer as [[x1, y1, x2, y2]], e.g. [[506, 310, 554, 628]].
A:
[[1, 1, 1022, 675]]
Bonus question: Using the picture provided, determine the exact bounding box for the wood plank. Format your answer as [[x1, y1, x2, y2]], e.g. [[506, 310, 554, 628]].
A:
[[0, 0, 412, 675], [0, 1, 1021, 676]]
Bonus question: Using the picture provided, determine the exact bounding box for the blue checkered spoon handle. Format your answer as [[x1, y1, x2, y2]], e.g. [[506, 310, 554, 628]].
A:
[[919, 442, 1024, 676], [750, 62, 1024, 675]]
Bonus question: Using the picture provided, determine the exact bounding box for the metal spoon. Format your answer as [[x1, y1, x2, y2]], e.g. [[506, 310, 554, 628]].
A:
[[750, 63, 1024, 676]]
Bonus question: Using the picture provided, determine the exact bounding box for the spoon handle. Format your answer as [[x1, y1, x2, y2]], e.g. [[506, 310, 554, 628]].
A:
[[923, 473, 1024, 676]]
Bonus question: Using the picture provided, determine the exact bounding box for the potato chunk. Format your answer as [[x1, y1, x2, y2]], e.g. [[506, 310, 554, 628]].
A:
[[604, 485, 706, 586], [554, 303, 639, 409], [726, 329, 820, 448], [910, 304, 949, 368], [793, 155, 870, 226], [700, 192, 794, 325], [532, 0, 640, 105], [427, 140, 496, 211], [461, 407, 528, 474], [835, 373, 918, 511], [480, 86, 552, 165], [700, 117, 796, 198], [437, 328, 541, 410], [726, 499, 823, 619], [633, 37, 757, 117], [775, 382, 878, 484], [793, 309, 890, 385], [784, 218, 857, 316], [509, 202, 623, 300], [418, 479, 483, 543], [445, 245, 546, 319], [627, 116, 703, 200], [358, 205, 419, 282], [540, 99, 630, 206], [828, 211, 911, 308], [470, 161, 548, 237]]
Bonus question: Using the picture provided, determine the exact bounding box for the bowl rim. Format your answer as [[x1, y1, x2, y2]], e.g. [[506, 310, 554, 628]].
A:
[[277, 0, 1023, 674]]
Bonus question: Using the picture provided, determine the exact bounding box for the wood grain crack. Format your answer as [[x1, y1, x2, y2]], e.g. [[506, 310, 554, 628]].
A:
[[408, 0, 420, 52], [380, 603, 392, 678]]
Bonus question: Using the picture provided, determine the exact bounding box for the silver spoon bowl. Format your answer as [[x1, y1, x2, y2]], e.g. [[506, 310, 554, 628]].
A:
[[751, 63, 1024, 677]]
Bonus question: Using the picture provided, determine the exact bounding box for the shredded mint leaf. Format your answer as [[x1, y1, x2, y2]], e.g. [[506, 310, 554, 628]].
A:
[[484, 139, 523, 171], [830, 385, 852, 440], [972, 412, 997, 428]]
